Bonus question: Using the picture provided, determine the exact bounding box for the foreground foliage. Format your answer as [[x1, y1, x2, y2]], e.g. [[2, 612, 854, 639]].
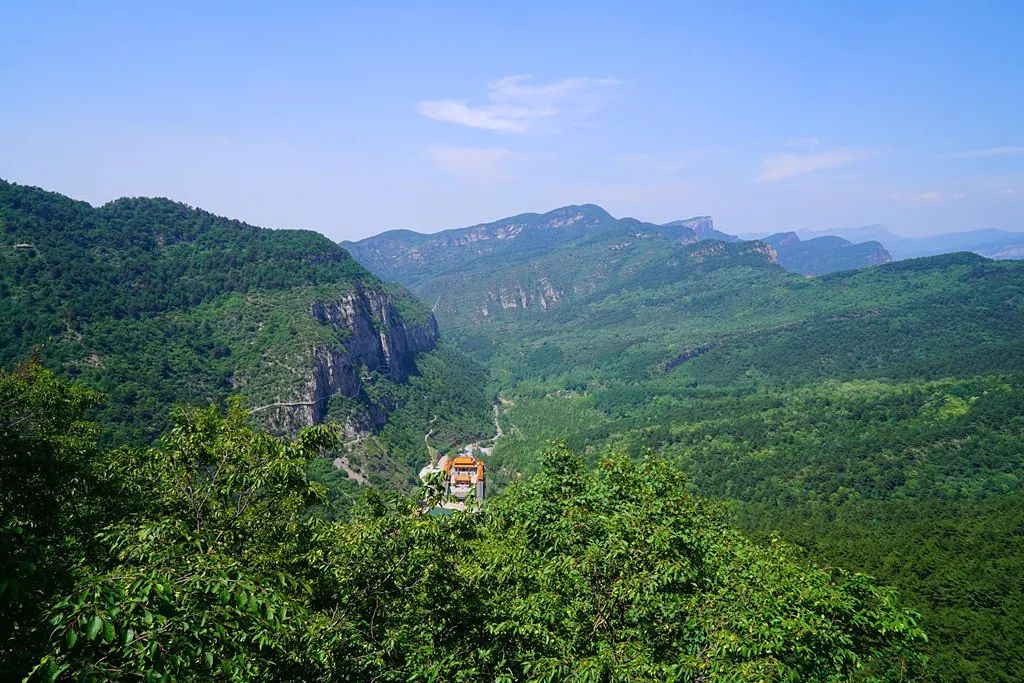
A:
[[440, 245, 1024, 680], [3, 367, 924, 681], [0, 363, 102, 678]]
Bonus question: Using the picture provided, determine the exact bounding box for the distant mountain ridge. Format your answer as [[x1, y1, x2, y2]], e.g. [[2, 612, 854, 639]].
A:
[[417, 231, 779, 327], [344, 205, 888, 283], [763, 232, 891, 275], [663, 215, 740, 242], [799, 224, 1024, 261], [342, 204, 700, 285]]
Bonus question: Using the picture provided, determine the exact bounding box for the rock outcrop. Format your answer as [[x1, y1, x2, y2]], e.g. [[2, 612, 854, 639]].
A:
[[266, 286, 438, 435]]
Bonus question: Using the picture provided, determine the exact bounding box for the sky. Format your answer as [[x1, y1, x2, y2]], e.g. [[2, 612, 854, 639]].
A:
[[2, 1, 1022, 240]]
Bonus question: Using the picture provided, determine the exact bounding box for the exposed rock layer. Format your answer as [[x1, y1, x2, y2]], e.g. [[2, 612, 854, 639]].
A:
[[266, 286, 438, 434]]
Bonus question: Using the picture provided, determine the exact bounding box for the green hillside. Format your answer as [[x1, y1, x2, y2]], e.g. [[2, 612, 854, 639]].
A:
[[2, 366, 924, 680], [416, 223, 764, 326], [419, 242, 1024, 680], [0, 180, 490, 488], [342, 204, 637, 285]]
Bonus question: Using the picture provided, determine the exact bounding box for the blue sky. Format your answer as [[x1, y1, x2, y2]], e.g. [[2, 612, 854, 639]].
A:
[[2, 1, 1022, 240]]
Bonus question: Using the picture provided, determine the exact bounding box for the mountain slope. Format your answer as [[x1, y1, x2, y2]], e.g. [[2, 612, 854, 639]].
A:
[[341, 204, 647, 286], [763, 231, 891, 274], [346, 205, 894, 285], [416, 222, 773, 326], [0, 180, 489, 487], [426, 241, 1024, 680]]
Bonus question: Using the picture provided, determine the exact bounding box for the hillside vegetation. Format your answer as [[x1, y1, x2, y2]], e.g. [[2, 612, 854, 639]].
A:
[[401, 233, 1024, 680], [343, 205, 889, 287], [2, 366, 924, 681], [0, 180, 491, 490]]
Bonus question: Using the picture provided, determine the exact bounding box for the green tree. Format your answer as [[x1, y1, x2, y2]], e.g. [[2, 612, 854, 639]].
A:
[[1, 363, 101, 678], [33, 402, 340, 681]]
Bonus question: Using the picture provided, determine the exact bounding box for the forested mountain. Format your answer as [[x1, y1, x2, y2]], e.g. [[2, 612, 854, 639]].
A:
[[341, 204, 635, 285], [801, 224, 1024, 260], [355, 213, 1024, 680], [0, 180, 491, 490], [4, 178, 1023, 680], [1, 367, 924, 680], [418, 231, 778, 327], [762, 232, 891, 274], [343, 205, 890, 281]]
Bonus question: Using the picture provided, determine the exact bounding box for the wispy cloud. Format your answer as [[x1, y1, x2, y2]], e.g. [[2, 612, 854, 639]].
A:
[[992, 188, 1018, 197], [892, 191, 967, 203], [953, 146, 1024, 159], [426, 145, 521, 182], [419, 75, 618, 134], [757, 147, 877, 182]]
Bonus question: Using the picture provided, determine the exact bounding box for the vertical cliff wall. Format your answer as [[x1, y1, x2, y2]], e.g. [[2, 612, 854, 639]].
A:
[[263, 286, 439, 435]]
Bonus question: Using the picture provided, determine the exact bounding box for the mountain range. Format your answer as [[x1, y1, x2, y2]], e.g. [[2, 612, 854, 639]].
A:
[[4, 180, 1024, 679], [343, 204, 893, 281], [799, 224, 1024, 260], [344, 202, 1024, 680]]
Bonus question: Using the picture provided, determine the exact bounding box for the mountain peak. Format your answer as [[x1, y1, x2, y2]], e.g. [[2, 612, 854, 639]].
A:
[[664, 216, 715, 237]]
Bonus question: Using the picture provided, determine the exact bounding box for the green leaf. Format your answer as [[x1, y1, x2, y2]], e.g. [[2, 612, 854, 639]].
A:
[[86, 615, 103, 641]]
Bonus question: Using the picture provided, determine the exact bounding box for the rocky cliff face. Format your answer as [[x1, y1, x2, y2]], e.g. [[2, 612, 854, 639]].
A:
[[265, 286, 438, 435], [479, 277, 565, 319], [669, 216, 716, 239]]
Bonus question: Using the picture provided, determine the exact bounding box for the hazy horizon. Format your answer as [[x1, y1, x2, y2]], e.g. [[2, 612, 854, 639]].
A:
[[3, 1, 1022, 240]]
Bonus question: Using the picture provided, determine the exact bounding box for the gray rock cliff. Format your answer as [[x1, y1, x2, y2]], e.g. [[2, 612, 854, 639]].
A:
[[265, 286, 438, 435]]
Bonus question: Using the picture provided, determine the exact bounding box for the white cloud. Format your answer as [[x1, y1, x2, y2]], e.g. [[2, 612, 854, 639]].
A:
[[418, 101, 534, 134], [757, 148, 877, 182], [426, 145, 521, 182], [992, 188, 1018, 197], [953, 146, 1024, 158], [418, 75, 618, 134]]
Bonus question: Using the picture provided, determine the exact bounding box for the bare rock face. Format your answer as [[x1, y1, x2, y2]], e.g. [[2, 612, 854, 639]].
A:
[[673, 216, 716, 239], [867, 244, 893, 265], [754, 242, 781, 263], [266, 286, 438, 435]]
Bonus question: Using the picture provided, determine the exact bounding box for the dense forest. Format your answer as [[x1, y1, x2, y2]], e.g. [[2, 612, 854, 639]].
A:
[[2, 365, 925, 681], [0, 180, 490, 490], [5, 179, 1024, 680], [390, 237, 1024, 680]]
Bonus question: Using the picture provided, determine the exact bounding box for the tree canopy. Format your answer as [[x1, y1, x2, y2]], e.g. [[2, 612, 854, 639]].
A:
[[3, 366, 924, 681]]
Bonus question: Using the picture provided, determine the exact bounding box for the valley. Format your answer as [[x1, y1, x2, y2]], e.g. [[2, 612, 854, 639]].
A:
[[4, 4, 1020, 680], [3, 183, 1023, 680], [343, 207, 1024, 681]]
